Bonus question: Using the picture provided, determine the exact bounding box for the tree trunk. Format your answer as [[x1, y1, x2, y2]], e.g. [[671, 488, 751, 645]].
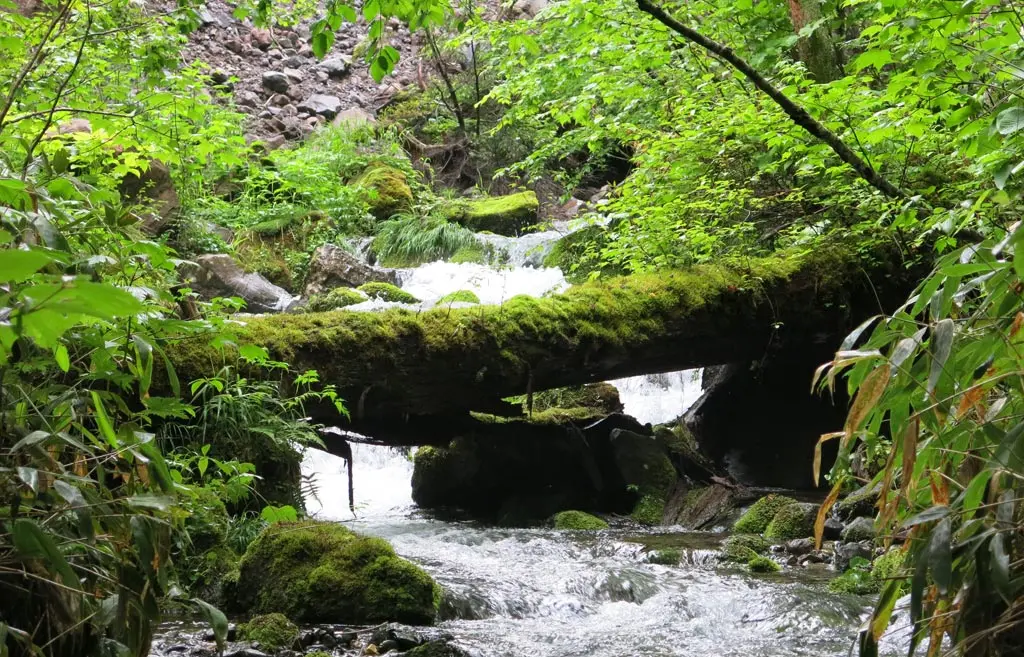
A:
[[787, 0, 841, 82]]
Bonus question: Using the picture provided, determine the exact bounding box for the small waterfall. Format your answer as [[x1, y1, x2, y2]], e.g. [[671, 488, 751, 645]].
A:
[[302, 443, 414, 521], [397, 261, 568, 305], [608, 369, 704, 425]]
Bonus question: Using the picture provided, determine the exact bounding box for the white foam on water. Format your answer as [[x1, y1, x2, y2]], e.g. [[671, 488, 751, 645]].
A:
[[607, 369, 704, 425], [302, 443, 415, 521], [397, 260, 569, 306]]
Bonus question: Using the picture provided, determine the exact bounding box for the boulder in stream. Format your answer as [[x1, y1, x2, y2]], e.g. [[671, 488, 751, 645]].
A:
[[230, 520, 439, 625], [303, 244, 398, 297], [447, 191, 539, 236]]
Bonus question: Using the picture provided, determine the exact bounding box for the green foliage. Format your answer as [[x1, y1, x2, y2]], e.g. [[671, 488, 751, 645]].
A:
[[828, 557, 878, 595], [239, 613, 298, 650], [372, 211, 484, 267], [231, 520, 439, 625], [552, 510, 608, 530], [358, 282, 421, 304], [437, 289, 480, 305], [733, 494, 798, 534], [747, 556, 781, 574]]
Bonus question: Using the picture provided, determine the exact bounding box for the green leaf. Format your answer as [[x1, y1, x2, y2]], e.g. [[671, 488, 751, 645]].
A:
[[0, 250, 53, 282], [995, 106, 1024, 135], [853, 49, 893, 72], [192, 599, 229, 649], [928, 517, 952, 595], [260, 504, 298, 523], [54, 344, 70, 373], [91, 392, 119, 447], [11, 519, 82, 591], [927, 319, 954, 395]]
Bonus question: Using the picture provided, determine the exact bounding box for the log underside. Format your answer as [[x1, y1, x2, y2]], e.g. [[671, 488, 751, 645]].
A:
[[167, 243, 918, 446]]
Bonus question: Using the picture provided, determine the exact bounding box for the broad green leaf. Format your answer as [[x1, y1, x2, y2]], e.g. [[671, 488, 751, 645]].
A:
[[11, 519, 82, 591], [91, 392, 119, 447], [928, 517, 952, 595], [0, 250, 53, 282], [54, 344, 70, 372], [995, 106, 1024, 135], [193, 599, 229, 649]]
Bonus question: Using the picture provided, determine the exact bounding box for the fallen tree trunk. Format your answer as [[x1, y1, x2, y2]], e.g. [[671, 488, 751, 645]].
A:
[[165, 242, 918, 440]]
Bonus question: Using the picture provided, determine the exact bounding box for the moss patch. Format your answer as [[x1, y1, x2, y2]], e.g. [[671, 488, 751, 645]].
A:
[[232, 520, 439, 624], [748, 555, 781, 573], [552, 510, 608, 530], [733, 494, 798, 534], [631, 495, 666, 526], [764, 502, 817, 541], [720, 533, 770, 562], [437, 289, 480, 305], [305, 287, 367, 312], [356, 162, 414, 219], [358, 282, 420, 303], [447, 192, 539, 235], [240, 613, 298, 650]]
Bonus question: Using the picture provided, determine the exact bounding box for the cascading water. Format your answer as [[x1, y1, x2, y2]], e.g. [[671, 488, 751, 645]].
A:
[[292, 229, 911, 657]]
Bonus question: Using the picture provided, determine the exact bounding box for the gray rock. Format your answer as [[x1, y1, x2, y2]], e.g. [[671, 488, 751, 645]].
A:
[[823, 516, 844, 540], [261, 71, 289, 94], [268, 93, 291, 107], [304, 244, 399, 297], [516, 0, 549, 16], [283, 54, 306, 68], [283, 67, 304, 82], [297, 94, 343, 120], [379, 640, 399, 653], [785, 538, 813, 556], [119, 159, 179, 235], [841, 516, 876, 542], [320, 55, 352, 78], [185, 254, 295, 313], [236, 91, 260, 109], [833, 541, 873, 572], [267, 48, 283, 59]]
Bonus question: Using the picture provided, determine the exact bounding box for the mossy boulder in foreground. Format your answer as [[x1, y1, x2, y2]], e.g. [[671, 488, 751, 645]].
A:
[[239, 613, 298, 650], [355, 162, 414, 219], [449, 191, 539, 235], [552, 510, 608, 530], [733, 494, 798, 534], [763, 502, 818, 541], [232, 520, 439, 624]]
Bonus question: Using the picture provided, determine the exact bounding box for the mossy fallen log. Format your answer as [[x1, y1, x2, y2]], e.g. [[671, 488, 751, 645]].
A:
[[166, 242, 915, 438]]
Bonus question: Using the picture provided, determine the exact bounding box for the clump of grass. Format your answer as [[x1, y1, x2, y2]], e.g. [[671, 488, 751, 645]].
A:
[[371, 213, 483, 267]]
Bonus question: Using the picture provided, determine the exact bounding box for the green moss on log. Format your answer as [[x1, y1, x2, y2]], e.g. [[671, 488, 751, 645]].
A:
[[733, 494, 798, 534], [437, 289, 480, 305], [163, 241, 889, 422], [358, 282, 420, 303], [552, 510, 608, 530], [232, 520, 439, 624]]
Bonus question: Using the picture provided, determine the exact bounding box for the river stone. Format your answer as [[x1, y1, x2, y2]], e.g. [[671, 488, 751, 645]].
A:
[[786, 538, 814, 555], [303, 244, 398, 297], [834, 541, 873, 572], [261, 71, 289, 93], [185, 254, 295, 313], [841, 516, 876, 542], [297, 94, 342, 120]]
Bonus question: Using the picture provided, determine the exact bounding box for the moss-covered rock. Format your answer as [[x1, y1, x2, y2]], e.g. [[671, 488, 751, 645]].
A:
[[764, 502, 818, 541], [305, 287, 367, 312], [232, 520, 439, 624], [358, 282, 420, 303], [631, 495, 666, 526], [720, 533, 771, 562], [447, 192, 539, 236], [870, 548, 908, 594], [748, 555, 781, 573], [356, 162, 414, 219], [527, 382, 623, 415], [240, 613, 298, 650], [646, 549, 681, 565], [437, 289, 480, 305], [609, 429, 676, 526], [552, 510, 608, 530], [733, 494, 798, 534]]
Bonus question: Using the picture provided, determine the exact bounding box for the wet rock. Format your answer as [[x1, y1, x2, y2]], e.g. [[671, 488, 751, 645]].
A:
[[261, 71, 289, 94], [763, 502, 818, 541], [823, 516, 844, 540], [834, 541, 873, 572], [801, 549, 831, 565], [269, 93, 292, 107], [299, 627, 338, 648], [183, 254, 295, 313], [303, 244, 399, 296], [119, 159, 180, 235], [786, 538, 813, 556], [267, 48, 283, 60], [379, 640, 399, 653], [202, 623, 237, 642], [297, 94, 343, 120], [320, 55, 352, 78], [223, 650, 268, 657], [284, 67, 303, 82], [835, 481, 881, 521], [841, 516, 876, 542]]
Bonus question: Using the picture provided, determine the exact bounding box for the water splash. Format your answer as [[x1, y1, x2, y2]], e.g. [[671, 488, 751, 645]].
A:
[[608, 369, 704, 426], [397, 261, 568, 306]]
